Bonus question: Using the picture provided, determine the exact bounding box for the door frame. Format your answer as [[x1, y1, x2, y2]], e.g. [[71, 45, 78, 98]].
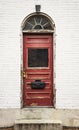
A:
[[21, 12, 56, 108]]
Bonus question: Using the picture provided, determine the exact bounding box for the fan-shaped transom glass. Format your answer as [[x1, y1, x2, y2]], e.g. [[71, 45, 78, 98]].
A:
[[23, 14, 54, 30]]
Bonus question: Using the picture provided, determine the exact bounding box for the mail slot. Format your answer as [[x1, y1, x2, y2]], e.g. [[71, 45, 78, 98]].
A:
[[31, 80, 46, 89]]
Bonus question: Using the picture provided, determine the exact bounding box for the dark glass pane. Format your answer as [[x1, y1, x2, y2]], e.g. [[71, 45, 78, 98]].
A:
[[23, 22, 32, 30], [28, 49, 48, 67], [35, 16, 41, 23], [28, 17, 35, 25], [41, 16, 48, 25], [44, 23, 52, 30], [34, 25, 42, 29]]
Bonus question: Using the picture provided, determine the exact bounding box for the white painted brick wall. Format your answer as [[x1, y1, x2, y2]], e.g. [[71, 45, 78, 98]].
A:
[[0, 0, 79, 108]]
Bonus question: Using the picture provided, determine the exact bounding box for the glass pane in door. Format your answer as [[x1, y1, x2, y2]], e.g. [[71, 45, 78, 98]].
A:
[[28, 49, 48, 67]]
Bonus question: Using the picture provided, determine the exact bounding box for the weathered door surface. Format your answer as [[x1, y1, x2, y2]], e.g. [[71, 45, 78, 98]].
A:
[[23, 34, 54, 106]]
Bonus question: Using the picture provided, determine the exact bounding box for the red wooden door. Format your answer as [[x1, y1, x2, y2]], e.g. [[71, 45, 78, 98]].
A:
[[23, 34, 54, 106]]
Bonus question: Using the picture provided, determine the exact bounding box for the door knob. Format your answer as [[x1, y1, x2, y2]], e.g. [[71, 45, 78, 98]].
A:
[[22, 71, 27, 79]]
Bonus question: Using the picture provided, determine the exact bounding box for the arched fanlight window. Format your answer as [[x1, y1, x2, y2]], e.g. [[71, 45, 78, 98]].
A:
[[22, 13, 55, 31]]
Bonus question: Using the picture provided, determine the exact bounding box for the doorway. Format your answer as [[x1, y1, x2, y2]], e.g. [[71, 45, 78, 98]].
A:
[[22, 12, 55, 107]]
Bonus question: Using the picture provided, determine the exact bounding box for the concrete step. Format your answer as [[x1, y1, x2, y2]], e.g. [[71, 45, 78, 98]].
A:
[[14, 119, 62, 130]]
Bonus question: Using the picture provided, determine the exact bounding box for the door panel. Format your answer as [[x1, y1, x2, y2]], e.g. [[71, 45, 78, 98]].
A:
[[23, 34, 53, 106]]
